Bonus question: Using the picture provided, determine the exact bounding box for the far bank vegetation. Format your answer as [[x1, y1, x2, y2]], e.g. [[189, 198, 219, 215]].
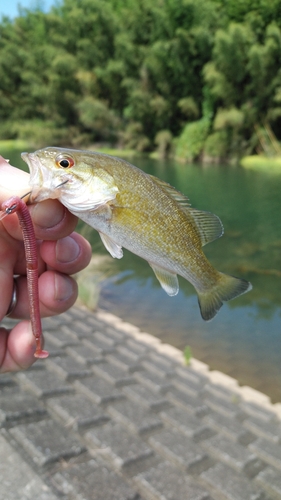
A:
[[1, 0, 281, 165]]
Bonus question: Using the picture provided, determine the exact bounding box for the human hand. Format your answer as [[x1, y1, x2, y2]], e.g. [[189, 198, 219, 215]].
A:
[[0, 155, 92, 372]]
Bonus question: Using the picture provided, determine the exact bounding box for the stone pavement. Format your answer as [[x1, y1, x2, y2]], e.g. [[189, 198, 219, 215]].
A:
[[1, 306, 281, 500]]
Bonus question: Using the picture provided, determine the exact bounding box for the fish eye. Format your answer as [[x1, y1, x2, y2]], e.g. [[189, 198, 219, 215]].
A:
[[55, 155, 75, 169]]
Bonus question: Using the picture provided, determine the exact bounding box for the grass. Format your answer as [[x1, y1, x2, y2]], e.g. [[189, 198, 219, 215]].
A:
[[240, 155, 281, 174], [0, 139, 140, 160], [87, 146, 140, 159], [0, 139, 32, 151], [183, 345, 192, 366]]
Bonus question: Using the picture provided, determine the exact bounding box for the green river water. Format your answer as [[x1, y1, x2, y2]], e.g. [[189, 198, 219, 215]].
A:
[[4, 149, 281, 403]]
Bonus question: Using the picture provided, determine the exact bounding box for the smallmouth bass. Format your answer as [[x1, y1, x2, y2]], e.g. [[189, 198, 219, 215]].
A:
[[22, 147, 252, 320]]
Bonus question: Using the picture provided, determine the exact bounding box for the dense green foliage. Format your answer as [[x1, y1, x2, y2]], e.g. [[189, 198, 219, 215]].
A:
[[1, 0, 281, 161]]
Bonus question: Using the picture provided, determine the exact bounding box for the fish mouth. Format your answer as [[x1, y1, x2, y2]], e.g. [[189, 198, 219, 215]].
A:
[[21, 152, 69, 203]]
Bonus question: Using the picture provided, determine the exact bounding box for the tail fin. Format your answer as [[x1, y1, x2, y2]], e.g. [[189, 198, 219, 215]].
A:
[[197, 272, 252, 321]]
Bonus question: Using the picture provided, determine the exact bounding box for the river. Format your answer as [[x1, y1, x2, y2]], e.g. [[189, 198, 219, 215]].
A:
[[3, 149, 281, 403]]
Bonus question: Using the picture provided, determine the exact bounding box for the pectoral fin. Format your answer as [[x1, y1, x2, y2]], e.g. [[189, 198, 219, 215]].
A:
[[149, 263, 179, 296], [99, 233, 123, 259]]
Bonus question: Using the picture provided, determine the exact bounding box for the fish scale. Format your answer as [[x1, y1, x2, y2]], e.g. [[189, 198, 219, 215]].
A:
[[22, 147, 252, 321]]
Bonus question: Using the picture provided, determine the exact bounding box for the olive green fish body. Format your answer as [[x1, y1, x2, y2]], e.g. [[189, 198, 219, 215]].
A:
[[22, 147, 252, 320]]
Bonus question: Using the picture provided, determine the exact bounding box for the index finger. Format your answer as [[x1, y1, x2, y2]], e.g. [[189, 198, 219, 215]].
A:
[[0, 156, 78, 240]]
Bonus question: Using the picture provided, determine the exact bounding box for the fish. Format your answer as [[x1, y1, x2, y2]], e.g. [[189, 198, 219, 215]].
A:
[[22, 147, 252, 321]]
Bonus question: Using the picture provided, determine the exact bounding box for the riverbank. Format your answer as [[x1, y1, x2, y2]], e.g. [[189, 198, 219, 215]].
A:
[[1, 305, 281, 500], [3, 138, 281, 174], [0, 139, 140, 159], [240, 155, 281, 173]]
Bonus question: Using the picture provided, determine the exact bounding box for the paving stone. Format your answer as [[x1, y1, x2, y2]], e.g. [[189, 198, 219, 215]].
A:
[[105, 325, 128, 342], [0, 384, 19, 398], [92, 361, 136, 387], [255, 466, 281, 499], [241, 402, 278, 423], [148, 428, 210, 473], [175, 366, 209, 385], [142, 359, 175, 378], [45, 356, 92, 380], [125, 339, 149, 356], [203, 411, 255, 445], [107, 399, 163, 435], [0, 373, 15, 387], [106, 352, 143, 373], [201, 462, 268, 500], [83, 337, 116, 355], [201, 434, 264, 476], [74, 375, 125, 404], [46, 393, 110, 430], [3, 307, 281, 500], [0, 392, 47, 427], [141, 359, 176, 378], [70, 320, 94, 337], [160, 406, 214, 441], [42, 316, 66, 329], [147, 351, 177, 368], [166, 387, 209, 417], [203, 383, 241, 403], [173, 377, 205, 398], [123, 384, 171, 412], [94, 331, 118, 347], [85, 421, 154, 469], [16, 370, 74, 398], [117, 344, 146, 361], [66, 344, 104, 365], [86, 315, 110, 328], [43, 328, 80, 348], [134, 461, 211, 500], [51, 457, 139, 500], [0, 434, 58, 500], [9, 419, 86, 467], [249, 438, 281, 470], [68, 307, 88, 320], [243, 416, 281, 443], [134, 370, 173, 394], [204, 393, 245, 420]]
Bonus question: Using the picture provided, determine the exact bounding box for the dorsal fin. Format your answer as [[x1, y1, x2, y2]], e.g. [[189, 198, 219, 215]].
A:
[[149, 175, 191, 208], [189, 208, 224, 246], [150, 174, 223, 245]]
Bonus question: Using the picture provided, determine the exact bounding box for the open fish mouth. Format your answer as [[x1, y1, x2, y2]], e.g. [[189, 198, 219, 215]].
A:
[[21, 152, 70, 203]]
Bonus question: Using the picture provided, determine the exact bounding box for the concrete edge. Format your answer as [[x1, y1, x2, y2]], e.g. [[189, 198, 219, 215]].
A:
[[95, 308, 281, 420]]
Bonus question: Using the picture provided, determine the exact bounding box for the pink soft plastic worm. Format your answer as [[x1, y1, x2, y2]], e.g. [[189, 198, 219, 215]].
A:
[[1, 196, 49, 358]]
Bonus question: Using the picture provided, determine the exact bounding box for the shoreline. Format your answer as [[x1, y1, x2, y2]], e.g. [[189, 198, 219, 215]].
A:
[[95, 307, 281, 418]]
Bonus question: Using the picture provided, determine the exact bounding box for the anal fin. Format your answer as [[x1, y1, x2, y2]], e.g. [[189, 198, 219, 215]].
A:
[[149, 263, 179, 296], [99, 232, 123, 259]]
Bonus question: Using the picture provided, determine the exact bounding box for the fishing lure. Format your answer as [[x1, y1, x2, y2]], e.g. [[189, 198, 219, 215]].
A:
[[0, 195, 48, 358]]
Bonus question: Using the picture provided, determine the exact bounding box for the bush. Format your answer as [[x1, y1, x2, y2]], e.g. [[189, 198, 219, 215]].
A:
[[175, 117, 210, 162], [204, 130, 229, 160]]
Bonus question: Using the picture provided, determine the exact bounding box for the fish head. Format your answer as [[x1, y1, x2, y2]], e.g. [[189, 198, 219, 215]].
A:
[[21, 147, 118, 213]]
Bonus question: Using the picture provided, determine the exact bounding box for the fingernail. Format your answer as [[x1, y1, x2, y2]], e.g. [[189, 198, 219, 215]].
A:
[[30, 200, 65, 229], [55, 274, 74, 301], [56, 236, 80, 263]]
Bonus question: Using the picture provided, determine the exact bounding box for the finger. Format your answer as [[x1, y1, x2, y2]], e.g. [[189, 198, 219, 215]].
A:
[[30, 199, 78, 240], [0, 238, 17, 319], [0, 322, 36, 372], [9, 271, 78, 319], [40, 232, 92, 274], [1, 199, 78, 242]]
